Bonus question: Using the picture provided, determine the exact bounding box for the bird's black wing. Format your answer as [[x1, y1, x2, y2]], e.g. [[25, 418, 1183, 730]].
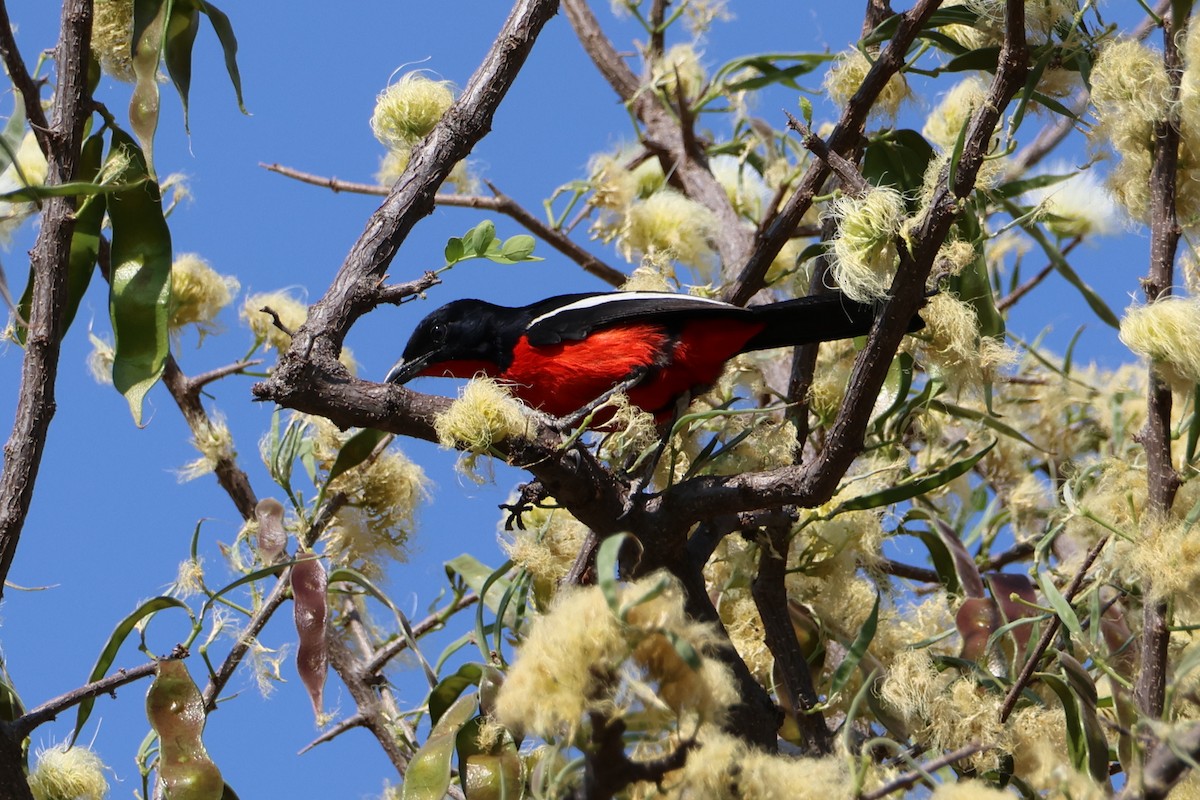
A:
[[523, 292, 751, 346]]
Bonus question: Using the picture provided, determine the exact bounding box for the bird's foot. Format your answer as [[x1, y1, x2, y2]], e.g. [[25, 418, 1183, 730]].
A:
[[499, 480, 555, 531]]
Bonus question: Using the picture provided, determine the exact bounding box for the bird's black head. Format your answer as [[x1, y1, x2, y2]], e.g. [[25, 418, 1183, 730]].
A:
[[385, 298, 517, 385]]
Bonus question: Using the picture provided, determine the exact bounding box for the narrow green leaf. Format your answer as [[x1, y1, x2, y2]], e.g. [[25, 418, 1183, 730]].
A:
[[72, 596, 193, 744], [835, 439, 996, 512], [327, 428, 388, 483], [427, 663, 483, 728], [914, 528, 961, 595], [993, 171, 1074, 199], [1037, 570, 1082, 637], [130, 0, 168, 170], [14, 134, 108, 345], [1040, 673, 1089, 775], [0, 90, 26, 177], [402, 692, 478, 800], [596, 533, 631, 617], [830, 592, 879, 696], [197, 1, 247, 114], [163, 0, 201, 131], [106, 128, 173, 425], [926, 400, 1043, 450], [445, 555, 513, 619], [664, 630, 702, 671]]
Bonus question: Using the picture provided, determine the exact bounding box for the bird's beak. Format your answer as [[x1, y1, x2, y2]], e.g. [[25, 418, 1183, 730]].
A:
[[385, 351, 434, 385]]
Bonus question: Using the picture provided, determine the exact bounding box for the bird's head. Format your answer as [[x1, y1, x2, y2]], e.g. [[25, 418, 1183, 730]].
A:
[[385, 299, 509, 385]]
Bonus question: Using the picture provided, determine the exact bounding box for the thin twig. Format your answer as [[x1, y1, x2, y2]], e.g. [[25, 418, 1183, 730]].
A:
[[0, 1, 52, 154], [784, 111, 872, 198], [995, 236, 1081, 312], [364, 591, 479, 676], [12, 660, 159, 739], [298, 711, 367, 754], [261, 164, 627, 287], [859, 743, 990, 800], [998, 535, 1108, 723], [187, 360, 262, 392]]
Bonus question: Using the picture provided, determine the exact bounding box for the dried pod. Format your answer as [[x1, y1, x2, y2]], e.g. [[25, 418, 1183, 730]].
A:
[[291, 555, 328, 717], [146, 659, 223, 800], [254, 498, 288, 562], [956, 597, 999, 662], [987, 572, 1038, 653]]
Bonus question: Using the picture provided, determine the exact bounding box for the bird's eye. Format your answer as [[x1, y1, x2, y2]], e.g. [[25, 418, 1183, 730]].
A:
[[430, 322, 448, 342]]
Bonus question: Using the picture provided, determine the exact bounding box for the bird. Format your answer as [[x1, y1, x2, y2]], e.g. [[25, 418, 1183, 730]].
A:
[[385, 290, 923, 420]]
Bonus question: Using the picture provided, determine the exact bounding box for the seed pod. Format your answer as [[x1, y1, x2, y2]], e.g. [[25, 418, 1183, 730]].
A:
[[291, 556, 328, 717], [146, 659, 223, 800], [254, 498, 288, 563]]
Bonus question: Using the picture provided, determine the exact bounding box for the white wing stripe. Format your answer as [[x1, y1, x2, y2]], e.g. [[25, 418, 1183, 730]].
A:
[[529, 292, 733, 327]]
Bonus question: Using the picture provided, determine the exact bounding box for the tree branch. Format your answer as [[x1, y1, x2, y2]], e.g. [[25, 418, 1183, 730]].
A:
[[0, 0, 93, 605], [1135, 8, 1186, 723], [261, 163, 627, 288], [12, 660, 159, 739], [859, 743, 990, 800]]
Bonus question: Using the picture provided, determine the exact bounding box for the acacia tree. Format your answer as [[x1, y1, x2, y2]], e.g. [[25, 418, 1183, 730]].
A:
[[4, 0, 1200, 798]]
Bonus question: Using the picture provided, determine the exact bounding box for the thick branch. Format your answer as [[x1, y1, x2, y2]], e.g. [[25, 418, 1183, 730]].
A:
[[1135, 9, 1185, 723], [1119, 722, 1200, 800], [0, 0, 93, 602], [751, 525, 830, 753]]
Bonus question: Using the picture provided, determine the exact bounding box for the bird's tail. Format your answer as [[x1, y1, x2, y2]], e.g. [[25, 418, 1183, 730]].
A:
[[741, 293, 924, 352]]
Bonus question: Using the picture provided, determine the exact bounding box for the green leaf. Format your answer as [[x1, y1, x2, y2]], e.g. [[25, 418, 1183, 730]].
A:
[[196, 1, 247, 114], [709, 52, 832, 93], [72, 596, 193, 744], [163, 0, 201, 131], [664, 630, 702, 671], [993, 171, 1074, 199], [443, 236, 464, 265], [106, 128, 173, 425], [14, 133, 108, 345], [130, 0, 168, 170], [596, 533, 631, 616], [0, 90, 27, 177], [427, 663, 483, 728], [499, 234, 537, 262], [1040, 672, 1089, 775], [835, 439, 996, 512], [462, 220, 496, 256], [862, 130, 935, 201], [1038, 570, 1082, 637], [830, 592, 879, 696], [402, 692, 478, 800], [926, 400, 1044, 450], [950, 239, 1004, 339], [445, 555, 513, 620], [945, 46, 1001, 73], [326, 428, 388, 483], [798, 96, 813, 128], [914, 527, 960, 595]]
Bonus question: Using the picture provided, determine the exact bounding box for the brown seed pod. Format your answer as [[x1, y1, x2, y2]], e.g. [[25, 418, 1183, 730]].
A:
[[291, 555, 328, 717]]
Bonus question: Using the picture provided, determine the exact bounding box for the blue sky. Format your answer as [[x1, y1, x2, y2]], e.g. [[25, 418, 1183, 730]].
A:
[[0, 2, 1155, 798]]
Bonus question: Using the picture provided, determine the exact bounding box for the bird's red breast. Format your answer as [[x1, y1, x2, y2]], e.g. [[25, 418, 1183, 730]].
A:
[[500, 319, 764, 418]]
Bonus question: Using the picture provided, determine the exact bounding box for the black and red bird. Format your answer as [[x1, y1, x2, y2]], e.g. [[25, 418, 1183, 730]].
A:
[[385, 291, 921, 420]]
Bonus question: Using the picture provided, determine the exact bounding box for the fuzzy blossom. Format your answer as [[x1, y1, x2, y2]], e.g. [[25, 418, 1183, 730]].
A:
[[824, 49, 909, 119], [1089, 40, 1169, 220], [241, 290, 307, 353], [86, 332, 115, 385], [435, 377, 527, 452], [650, 43, 707, 101], [1112, 516, 1200, 604], [28, 743, 109, 800], [621, 261, 675, 293], [916, 292, 1015, 392], [0, 132, 49, 242], [653, 727, 852, 800], [596, 392, 659, 464], [1025, 166, 1120, 239], [502, 501, 590, 604], [93, 0, 135, 81], [494, 573, 736, 738], [370, 73, 455, 151], [829, 186, 905, 303], [177, 415, 235, 483], [620, 190, 718, 271], [710, 155, 770, 220], [168, 253, 240, 336], [1119, 296, 1200, 389], [300, 419, 427, 577], [923, 76, 988, 152], [588, 149, 666, 213], [172, 557, 205, 599]]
